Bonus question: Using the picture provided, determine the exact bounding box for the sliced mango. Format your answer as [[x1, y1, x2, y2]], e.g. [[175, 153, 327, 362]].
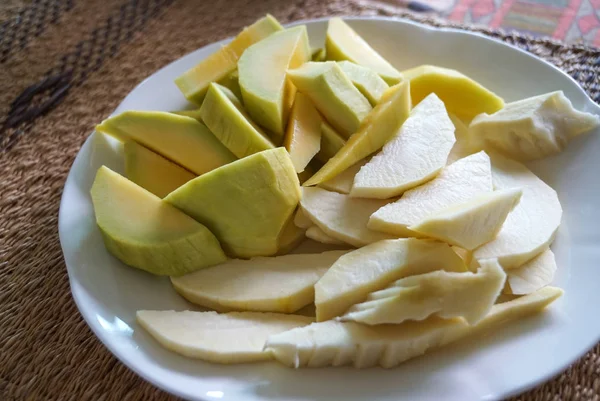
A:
[[319, 159, 368, 194], [403, 65, 504, 122], [338, 61, 389, 106], [284, 92, 322, 173], [96, 111, 236, 176], [200, 83, 274, 159], [315, 121, 345, 163], [325, 18, 402, 85], [91, 166, 226, 276], [506, 249, 557, 295], [174, 15, 283, 104], [165, 148, 300, 258]]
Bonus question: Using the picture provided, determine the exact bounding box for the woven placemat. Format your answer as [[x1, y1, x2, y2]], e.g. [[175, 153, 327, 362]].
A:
[[1, 0, 599, 400]]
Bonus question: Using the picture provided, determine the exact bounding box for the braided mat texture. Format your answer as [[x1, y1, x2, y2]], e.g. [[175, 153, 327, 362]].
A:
[[1, 0, 599, 400]]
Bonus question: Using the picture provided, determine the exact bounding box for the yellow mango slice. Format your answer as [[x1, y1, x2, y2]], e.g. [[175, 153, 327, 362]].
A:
[[174, 15, 283, 104], [304, 81, 411, 186], [284, 92, 322, 173], [91, 166, 226, 276], [403, 65, 504, 122], [96, 111, 236, 176]]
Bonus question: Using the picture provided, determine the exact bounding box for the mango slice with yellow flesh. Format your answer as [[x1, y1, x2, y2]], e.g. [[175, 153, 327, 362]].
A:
[[403, 65, 504, 122], [239, 26, 311, 137], [315, 121, 345, 163], [304, 81, 411, 186], [165, 148, 300, 258], [284, 92, 322, 173], [200, 83, 274, 159], [175, 15, 283, 104], [96, 111, 236, 176], [91, 166, 226, 276], [337, 61, 389, 106], [325, 18, 402, 85], [287, 61, 372, 139], [124, 141, 195, 198]]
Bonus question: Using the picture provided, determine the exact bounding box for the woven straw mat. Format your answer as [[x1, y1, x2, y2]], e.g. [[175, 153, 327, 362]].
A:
[[1, 0, 599, 400]]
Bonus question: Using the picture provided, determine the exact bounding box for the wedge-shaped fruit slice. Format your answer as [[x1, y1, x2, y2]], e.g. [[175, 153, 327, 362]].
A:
[[506, 249, 557, 295], [325, 18, 402, 85], [200, 83, 274, 158], [165, 148, 300, 258], [472, 153, 562, 269], [174, 15, 283, 103], [409, 188, 522, 250], [171, 250, 348, 313], [284, 92, 322, 172], [447, 114, 474, 164], [469, 91, 600, 161], [369, 151, 493, 237], [239, 26, 311, 136], [352, 93, 456, 198], [314, 238, 466, 321], [337, 61, 389, 106], [341, 258, 506, 325], [137, 310, 312, 363], [96, 111, 236, 176], [287, 61, 372, 138], [91, 166, 226, 276], [403, 65, 504, 122], [124, 141, 195, 198], [306, 226, 347, 245], [319, 159, 368, 194], [300, 187, 394, 248], [315, 121, 345, 163], [266, 286, 562, 368], [304, 81, 411, 186]]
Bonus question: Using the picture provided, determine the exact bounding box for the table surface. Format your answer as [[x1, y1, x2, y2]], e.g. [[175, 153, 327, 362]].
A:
[[0, 0, 598, 400]]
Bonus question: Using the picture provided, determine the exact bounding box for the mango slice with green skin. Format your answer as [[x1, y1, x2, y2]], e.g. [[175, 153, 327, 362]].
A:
[[96, 111, 236, 176], [91, 166, 226, 276], [284, 92, 322, 173], [304, 81, 411, 186], [287, 61, 372, 139], [200, 83, 274, 159], [403, 65, 504, 122], [124, 141, 195, 198], [325, 18, 402, 85], [337, 61, 389, 106], [239, 26, 311, 137], [165, 148, 301, 259], [315, 121, 345, 163], [175, 15, 283, 104]]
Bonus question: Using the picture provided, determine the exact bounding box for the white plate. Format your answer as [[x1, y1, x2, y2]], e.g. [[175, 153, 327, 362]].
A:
[[59, 17, 600, 401]]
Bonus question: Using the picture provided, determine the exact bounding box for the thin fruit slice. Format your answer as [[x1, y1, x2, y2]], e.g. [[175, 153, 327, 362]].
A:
[[287, 61, 372, 138], [304, 81, 411, 186], [314, 238, 466, 321], [300, 187, 395, 248], [305, 226, 347, 245], [91, 166, 226, 276], [447, 114, 474, 164], [340, 258, 506, 325], [171, 250, 348, 313], [409, 188, 523, 250], [165, 148, 300, 258], [137, 310, 312, 363], [293, 207, 313, 229], [472, 153, 562, 269], [200, 83, 274, 158], [403, 65, 504, 122], [174, 15, 283, 103], [96, 111, 236, 176], [319, 159, 368, 194], [351, 93, 456, 198], [469, 91, 600, 161], [315, 121, 345, 163], [369, 151, 493, 237], [325, 18, 402, 84], [337, 61, 389, 106], [124, 141, 195, 198], [505, 249, 557, 295], [266, 286, 562, 368], [239, 26, 311, 136], [284, 92, 322, 172]]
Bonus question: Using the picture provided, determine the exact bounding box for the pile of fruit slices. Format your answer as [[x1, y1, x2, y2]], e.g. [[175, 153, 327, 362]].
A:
[[90, 15, 599, 368]]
